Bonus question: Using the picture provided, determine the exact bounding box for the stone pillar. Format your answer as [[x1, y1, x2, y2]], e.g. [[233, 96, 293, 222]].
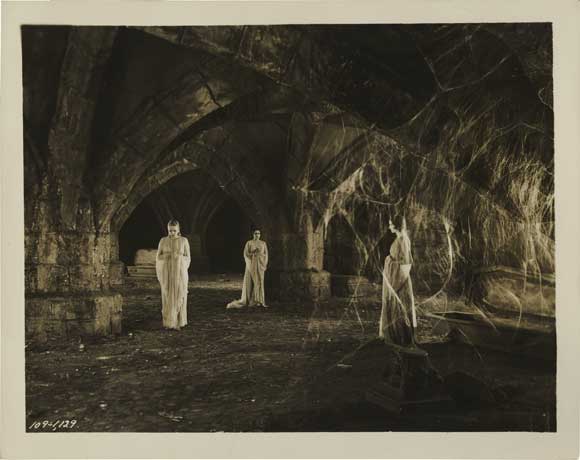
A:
[[186, 233, 209, 273], [108, 232, 125, 287], [323, 215, 377, 298], [25, 187, 123, 343], [267, 213, 331, 301]]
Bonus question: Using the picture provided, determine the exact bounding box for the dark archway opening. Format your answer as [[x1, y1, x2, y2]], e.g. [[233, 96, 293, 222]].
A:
[[324, 208, 397, 282], [118, 170, 256, 275], [205, 198, 253, 274], [118, 199, 164, 266], [324, 215, 360, 275]]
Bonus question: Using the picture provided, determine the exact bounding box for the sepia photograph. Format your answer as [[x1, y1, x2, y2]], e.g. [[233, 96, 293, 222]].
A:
[[20, 22, 558, 434], [2, 1, 580, 458]]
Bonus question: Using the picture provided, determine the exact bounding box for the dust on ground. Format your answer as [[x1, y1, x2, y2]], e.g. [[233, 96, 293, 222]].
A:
[[25, 276, 555, 432]]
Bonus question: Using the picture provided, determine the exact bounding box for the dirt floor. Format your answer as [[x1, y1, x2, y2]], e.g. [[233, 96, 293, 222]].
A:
[[25, 275, 556, 432]]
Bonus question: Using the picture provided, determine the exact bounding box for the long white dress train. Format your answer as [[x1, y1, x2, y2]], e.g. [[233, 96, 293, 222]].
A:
[[227, 239, 268, 309]]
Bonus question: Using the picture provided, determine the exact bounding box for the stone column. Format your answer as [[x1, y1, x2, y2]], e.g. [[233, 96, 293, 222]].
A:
[[25, 185, 122, 343], [186, 233, 209, 273], [324, 216, 376, 298], [267, 212, 331, 301]]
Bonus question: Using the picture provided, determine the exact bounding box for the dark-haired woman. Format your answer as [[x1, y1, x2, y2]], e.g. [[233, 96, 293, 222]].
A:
[[379, 216, 417, 346], [227, 229, 269, 309]]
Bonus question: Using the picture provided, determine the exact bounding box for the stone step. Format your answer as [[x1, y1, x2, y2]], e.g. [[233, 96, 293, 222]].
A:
[[127, 265, 156, 278], [133, 249, 157, 266]]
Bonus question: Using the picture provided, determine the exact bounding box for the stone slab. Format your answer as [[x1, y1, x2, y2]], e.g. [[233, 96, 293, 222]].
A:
[[134, 249, 157, 266], [471, 266, 555, 318], [127, 265, 157, 277]]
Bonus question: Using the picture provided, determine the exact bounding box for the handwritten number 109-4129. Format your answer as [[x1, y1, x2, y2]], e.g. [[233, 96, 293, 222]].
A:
[[28, 420, 77, 431]]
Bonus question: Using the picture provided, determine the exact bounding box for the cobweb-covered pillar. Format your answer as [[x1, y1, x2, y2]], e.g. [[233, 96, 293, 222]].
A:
[[268, 211, 331, 301]]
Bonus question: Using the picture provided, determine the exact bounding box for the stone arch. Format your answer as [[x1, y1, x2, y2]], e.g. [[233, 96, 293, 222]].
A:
[[134, 26, 435, 134], [188, 187, 228, 256], [46, 27, 118, 229], [110, 159, 197, 233], [199, 195, 229, 242], [189, 187, 226, 232], [169, 137, 274, 232], [92, 53, 270, 230], [323, 213, 364, 276], [111, 157, 266, 236], [108, 115, 286, 229], [108, 134, 280, 274]]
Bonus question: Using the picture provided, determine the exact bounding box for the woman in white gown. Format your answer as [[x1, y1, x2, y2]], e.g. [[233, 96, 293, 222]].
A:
[[379, 215, 417, 346], [227, 229, 269, 309], [156, 220, 191, 330]]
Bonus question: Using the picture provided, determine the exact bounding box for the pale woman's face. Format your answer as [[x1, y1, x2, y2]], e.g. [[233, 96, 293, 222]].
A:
[[389, 220, 399, 234], [168, 226, 179, 237], [253, 231, 261, 240]]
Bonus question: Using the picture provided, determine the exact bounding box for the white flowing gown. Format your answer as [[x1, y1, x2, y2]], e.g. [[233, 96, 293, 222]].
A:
[[156, 236, 191, 329], [227, 239, 268, 308], [379, 233, 416, 345]]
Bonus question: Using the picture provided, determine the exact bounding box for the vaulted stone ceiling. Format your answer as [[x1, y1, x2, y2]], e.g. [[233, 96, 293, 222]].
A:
[[23, 23, 554, 294], [23, 24, 553, 225]]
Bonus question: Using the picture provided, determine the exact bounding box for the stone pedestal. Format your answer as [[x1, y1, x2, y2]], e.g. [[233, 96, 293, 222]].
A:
[[25, 225, 125, 343], [26, 292, 123, 342], [127, 249, 157, 278], [267, 214, 331, 301], [278, 270, 331, 301]]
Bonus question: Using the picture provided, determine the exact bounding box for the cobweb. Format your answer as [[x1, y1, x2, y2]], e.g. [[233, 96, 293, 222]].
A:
[[295, 94, 554, 343]]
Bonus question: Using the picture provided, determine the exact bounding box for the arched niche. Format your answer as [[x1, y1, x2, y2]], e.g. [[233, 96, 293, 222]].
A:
[[117, 167, 259, 274]]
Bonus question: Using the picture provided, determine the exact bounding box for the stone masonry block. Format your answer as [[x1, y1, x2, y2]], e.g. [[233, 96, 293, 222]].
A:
[[278, 270, 331, 301], [26, 263, 70, 294], [109, 261, 126, 286], [25, 292, 123, 343], [331, 274, 377, 298]]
